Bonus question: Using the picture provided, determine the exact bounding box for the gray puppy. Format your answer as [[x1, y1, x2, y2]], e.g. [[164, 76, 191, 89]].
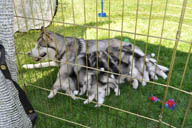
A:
[[74, 51, 120, 96]]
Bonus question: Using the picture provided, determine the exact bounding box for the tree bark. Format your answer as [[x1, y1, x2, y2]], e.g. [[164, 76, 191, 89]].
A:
[[0, 0, 32, 127], [14, 0, 58, 32]]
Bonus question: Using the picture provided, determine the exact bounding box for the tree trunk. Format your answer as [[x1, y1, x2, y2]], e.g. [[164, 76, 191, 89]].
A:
[[14, 0, 58, 32], [0, 0, 32, 127]]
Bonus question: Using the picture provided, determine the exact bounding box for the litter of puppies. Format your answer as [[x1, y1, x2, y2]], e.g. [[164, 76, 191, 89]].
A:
[[24, 28, 169, 107], [73, 48, 169, 107]]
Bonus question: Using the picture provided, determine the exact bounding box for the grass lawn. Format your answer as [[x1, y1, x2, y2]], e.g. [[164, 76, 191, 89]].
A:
[[14, 0, 192, 127]]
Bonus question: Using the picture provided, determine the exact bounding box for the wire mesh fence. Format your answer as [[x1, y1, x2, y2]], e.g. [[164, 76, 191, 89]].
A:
[[14, 0, 192, 127]]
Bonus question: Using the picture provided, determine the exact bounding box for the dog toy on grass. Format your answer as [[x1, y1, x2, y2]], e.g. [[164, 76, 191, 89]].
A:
[[149, 96, 176, 110], [149, 96, 160, 103], [165, 99, 176, 110]]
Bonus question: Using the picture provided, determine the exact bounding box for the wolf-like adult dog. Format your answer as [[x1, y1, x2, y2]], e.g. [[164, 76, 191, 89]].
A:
[[24, 27, 168, 99]]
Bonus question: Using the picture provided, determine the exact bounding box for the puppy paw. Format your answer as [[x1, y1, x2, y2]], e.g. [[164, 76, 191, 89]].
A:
[[83, 100, 89, 104], [117, 91, 120, 96], [95, 104, 101, 107], [162, 75, 167, 80], [79, 92, 84, 96], [154, 75, 158, 80], [105, 89, 110, 96], [73, 90, 79, 95], [71, 95, 78, 100], [132, 84, 138, 89], [110, 74, 115, 78], [48, 89, 58, 99], [115, 88, 120, 96], [132, 80, 139, 89], [151, 75, 158, 80], [142, 81, 147, 86], [48, 92, 55, 99], [100, 68, 105, 71]]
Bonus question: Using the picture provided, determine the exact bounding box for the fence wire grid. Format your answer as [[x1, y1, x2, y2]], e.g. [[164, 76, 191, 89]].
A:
[[14, 0, 192, 128]]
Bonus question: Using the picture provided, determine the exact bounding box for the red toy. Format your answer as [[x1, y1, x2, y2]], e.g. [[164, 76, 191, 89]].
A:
[[165, 99, 176, 110], [149, 96, 176, 110], [149, 96, 160, 103]]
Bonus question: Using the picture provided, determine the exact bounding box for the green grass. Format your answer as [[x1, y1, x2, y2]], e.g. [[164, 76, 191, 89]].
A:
[[14, 0, 192, 127]]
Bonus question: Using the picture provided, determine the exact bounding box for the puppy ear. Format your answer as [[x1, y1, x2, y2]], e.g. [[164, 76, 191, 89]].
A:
[[41, 26, 44, 31], [40, 26, 46, 34], [46, 33, 54, 42], [42, 33, 46, 40], [42, 32, 54, 43], [41, 26, 47, 40], [66, 38, 78, 52], [41, 26, 49, 35]]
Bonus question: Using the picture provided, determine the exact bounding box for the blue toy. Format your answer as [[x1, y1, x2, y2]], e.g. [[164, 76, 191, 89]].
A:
[[149, 96, 160, 103], [165, 99, 176, 110], [98, 0, 107, 17], [149, 96, 176, 110]]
